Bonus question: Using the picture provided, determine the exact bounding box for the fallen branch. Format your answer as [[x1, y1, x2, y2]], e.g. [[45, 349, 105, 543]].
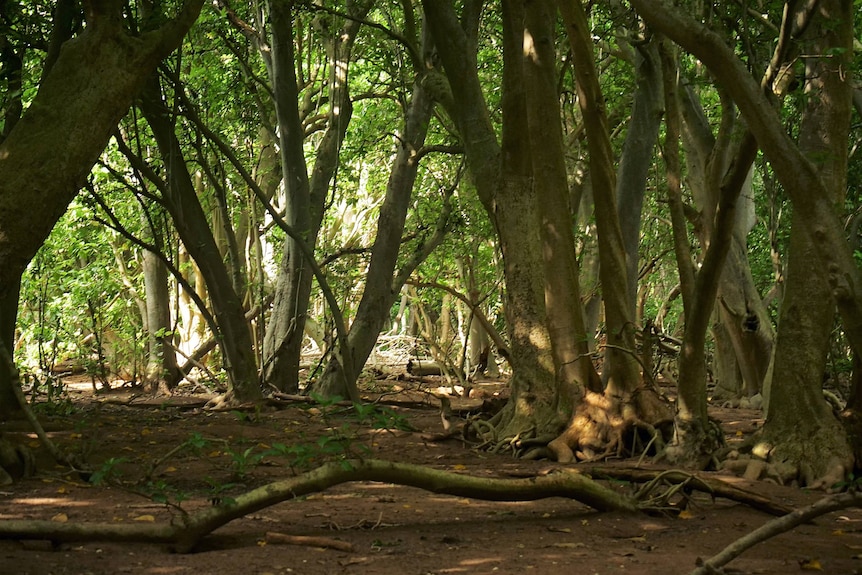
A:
[[689, 490, 862, 575], [0, 458, 637, 552]]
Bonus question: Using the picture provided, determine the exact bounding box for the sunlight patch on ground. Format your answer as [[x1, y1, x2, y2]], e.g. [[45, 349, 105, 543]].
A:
[[13, 497, 93, 507], [439, 556, 502, 572]]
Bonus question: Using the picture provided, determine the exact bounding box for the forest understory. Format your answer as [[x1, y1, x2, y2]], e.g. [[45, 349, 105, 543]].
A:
[[0, 368, 859, 575]]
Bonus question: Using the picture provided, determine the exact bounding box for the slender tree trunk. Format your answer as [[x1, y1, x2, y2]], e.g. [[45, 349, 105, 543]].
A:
[[616, 42, 664, 318], [312, 45, 435, 401], [142, 247, 179, 394], [758, 0, 853, 487], [140, 76, 261, 403], [0, 0, 203, 420], [262, 3, 368, 393]]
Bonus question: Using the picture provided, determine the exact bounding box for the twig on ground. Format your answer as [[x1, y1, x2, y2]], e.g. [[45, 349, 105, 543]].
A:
[[265, 531, 355, 552], [689, 490, 862, 575]]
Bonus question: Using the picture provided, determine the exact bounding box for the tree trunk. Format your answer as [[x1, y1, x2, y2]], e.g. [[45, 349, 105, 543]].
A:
[[313, 43, 435, 401], [142, 247, 179, 394], [758, 0, 853, 487], [139, 76, 261, 403], [551, 0, 671, 463], [615, 42, 664, 318], [423, 1, 564, 445], [679, 85, 773, 400], [524, 0, 599, 404], [0, 0, 203, 420], [629, 0, 862, 367], [262, 2, 369, 393]]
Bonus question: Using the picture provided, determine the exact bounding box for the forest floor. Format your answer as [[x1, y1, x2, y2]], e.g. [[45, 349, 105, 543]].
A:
[[0, 372, 860, 575]]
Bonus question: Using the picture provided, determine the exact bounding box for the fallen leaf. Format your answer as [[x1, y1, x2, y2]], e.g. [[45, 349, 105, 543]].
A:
[[51, 513, 68, 523], [799, 558, 822, 571], [133, 515, 156, 522], [164, 466, 177, 473], [678, 509, 694, 519]]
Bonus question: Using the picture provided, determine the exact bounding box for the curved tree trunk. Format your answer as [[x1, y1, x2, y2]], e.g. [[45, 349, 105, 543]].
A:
[[679, 85, 773, 401], [0, 0, 204, 420], [758, 0, 854, 487]]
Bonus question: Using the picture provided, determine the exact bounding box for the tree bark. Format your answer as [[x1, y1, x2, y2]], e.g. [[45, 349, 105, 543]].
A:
[[313, 29, 435, 401], [0, 0, 204, 419], [423, 0, 564, 443], [139, 76, 261, 403], [758, 0, 854, 487]]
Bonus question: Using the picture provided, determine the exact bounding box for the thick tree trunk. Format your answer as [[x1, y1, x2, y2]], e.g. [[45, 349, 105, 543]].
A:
[[0, 0, 203, 420], [423, 1, 564, 445], [758, 0, 853, 487], [524, 0, 599, 403]]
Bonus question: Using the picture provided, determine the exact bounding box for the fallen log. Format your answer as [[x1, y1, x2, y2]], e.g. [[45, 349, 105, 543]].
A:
[[0, 458, 637, 552]]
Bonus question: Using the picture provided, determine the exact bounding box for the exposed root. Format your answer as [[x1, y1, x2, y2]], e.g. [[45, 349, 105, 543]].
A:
[[660, 416, 725, 470], [203, 393, 259, 412], [583, 466, 794, 516], [719, 423, 853, 489], [548, 391, 671, 464]]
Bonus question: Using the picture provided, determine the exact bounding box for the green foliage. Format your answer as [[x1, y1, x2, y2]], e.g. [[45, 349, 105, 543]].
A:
[[89, 457, 130, 486]]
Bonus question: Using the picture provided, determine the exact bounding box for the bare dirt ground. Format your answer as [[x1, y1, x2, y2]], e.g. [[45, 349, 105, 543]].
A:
[[0, 375, 860, 575]]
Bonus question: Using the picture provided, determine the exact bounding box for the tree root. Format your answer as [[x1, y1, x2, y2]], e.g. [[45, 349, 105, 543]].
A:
[[584, 466, 794, 516], [0, 458, 637, 552], [688, 490, 862, 575]]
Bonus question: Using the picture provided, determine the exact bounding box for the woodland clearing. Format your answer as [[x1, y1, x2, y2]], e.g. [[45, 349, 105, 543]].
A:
[[0, 374, 859, 575]]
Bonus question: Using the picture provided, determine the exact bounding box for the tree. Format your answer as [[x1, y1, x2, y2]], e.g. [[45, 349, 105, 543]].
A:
[[756, 0, 854, 487], [0, 0, 204, 419], [260, 2, 372, 394], [313, 8, 447, 400]]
